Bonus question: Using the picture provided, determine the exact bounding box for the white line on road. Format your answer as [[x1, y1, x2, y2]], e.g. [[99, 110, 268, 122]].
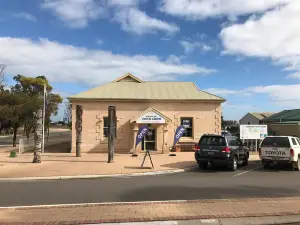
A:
[[0, 200, 189, 210], [233, 166, 263, 177]]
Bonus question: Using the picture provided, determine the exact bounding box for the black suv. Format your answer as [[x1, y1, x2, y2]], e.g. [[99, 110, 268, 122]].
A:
[[194, 134, 249, 171]]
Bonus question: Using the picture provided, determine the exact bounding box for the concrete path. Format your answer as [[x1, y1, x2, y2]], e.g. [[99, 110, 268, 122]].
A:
[[0, 152, 207, 179], [1, 197, 300, 224]]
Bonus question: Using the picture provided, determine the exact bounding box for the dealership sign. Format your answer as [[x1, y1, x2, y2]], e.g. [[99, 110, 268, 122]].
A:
[[240, 125, 268, 140], [136, 111, 166, 124]]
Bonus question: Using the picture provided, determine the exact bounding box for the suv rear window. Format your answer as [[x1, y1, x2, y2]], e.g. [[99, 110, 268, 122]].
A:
[[261, 137, 290, 147], [199, 136, 226, 146]]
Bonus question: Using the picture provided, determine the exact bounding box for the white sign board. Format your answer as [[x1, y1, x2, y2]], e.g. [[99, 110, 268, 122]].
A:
[[240, 125, 268, 140], [136, 111, 166, 124]]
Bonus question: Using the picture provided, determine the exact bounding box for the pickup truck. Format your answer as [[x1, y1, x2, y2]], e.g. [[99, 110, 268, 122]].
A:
[[259, 136, 300, 171]]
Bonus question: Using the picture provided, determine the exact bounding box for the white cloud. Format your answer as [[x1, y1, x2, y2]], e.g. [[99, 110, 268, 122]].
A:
[[220, 0, 300, 78], [107, 0, 141, 7], [288, 72, 300, 79], [12, 13, 37, 22], [42, 0, 179, 35], [179, 40, 212, 54], [159, 0, 293, 20], [114, 7, 179, 35], [204, 88, 240, 96], [207, 84, 300, 107], [0, 37, 215, 87], [166, 55, 182, 64], [41, 0, 106, 28]]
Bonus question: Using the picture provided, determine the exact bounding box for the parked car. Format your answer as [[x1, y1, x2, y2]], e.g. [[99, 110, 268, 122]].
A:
[[259, 136, 300, 171], [221, 130, 232, 136], [194, 134, 249, 171]]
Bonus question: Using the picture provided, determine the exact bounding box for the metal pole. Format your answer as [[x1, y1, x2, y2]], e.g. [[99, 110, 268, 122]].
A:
[[255, 139, 258, 152], [42, 84, 46, 153]]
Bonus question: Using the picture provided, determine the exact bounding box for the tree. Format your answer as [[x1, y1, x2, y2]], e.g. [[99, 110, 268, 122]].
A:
[[63, 100, 72, 129], [32, 109, 43, 163], [12, 75, 63, 139], [221, 115, 225, 130], [0, 90, 40, 146], [0, 64, 6, 90]]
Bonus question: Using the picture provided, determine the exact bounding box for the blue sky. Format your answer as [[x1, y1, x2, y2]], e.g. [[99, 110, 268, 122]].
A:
[[0, 0, 300, 121]]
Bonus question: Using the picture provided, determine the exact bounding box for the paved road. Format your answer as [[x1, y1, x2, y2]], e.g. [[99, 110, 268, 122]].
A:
[[1, 161, 300, 207]]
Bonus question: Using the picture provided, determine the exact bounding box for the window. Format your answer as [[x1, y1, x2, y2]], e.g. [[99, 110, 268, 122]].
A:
[[292, 138, 297, 146], [103, 117, 117, 138], [261, 137, 290, 147], [181, 118, 193, 137], [199, 136, 226, 146], [297, 139, 300, 145]]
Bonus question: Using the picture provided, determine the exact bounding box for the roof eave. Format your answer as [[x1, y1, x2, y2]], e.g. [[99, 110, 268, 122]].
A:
[[68, 97, 226, 102]]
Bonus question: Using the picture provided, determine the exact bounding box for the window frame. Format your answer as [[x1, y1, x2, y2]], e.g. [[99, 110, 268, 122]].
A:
[[103, 116, 117, 138], [180, 117, 193, 138]]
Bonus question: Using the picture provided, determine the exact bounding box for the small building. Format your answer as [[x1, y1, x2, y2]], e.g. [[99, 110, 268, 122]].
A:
[[239, 112, 275, 125], [262, 109, 300, 137], [68, 73, 225, 153]]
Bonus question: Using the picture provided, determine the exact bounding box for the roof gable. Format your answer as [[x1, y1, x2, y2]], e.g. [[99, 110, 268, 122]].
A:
[[112, 73, 144, 83], [131, 107, 172, 123]]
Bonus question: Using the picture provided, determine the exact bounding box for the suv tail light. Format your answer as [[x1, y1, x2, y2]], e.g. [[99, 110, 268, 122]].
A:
[[290, 149, 294, 157], [194, 144, 200, 151], [222, 147, 231, 153]]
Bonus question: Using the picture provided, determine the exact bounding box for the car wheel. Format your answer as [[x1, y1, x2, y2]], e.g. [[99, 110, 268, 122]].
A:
[[230, 157, 238, 171], [199, 162, 208, 170], [243, 154, 249, 166], [294, 157, 300, 171]]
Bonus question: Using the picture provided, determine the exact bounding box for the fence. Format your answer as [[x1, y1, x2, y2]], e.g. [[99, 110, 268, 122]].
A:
[[19, 132, 71, 153]]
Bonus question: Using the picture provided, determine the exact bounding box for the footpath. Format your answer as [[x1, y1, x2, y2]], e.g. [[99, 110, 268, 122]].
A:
[[0, 152, 260, 180], [1, 197, 300, 224]]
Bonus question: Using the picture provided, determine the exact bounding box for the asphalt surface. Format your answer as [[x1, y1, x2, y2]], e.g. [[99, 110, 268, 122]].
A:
[[1, 160, 300, 207]]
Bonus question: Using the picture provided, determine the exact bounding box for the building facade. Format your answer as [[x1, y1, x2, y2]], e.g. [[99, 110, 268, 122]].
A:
[[68, 74, 225, 153], [239, 112, 275, 125]]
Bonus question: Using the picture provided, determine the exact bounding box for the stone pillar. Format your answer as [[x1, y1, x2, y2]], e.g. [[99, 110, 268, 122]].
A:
[[162, 124, 169, 154], [131, 123, 139, 154]]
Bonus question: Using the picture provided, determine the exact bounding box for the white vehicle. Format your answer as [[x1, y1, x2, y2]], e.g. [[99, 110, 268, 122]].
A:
[[259, 136, 300, 171]]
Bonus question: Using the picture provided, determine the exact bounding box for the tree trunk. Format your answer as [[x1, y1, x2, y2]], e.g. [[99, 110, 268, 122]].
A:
[[75, 105, 83, 157], [107, 106, 116, 163], [33, 109, 43, 163], [47, 126, 49, 142], [12, 126, 18, 147]]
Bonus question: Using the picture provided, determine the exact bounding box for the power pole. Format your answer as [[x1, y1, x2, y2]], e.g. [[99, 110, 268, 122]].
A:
[[108, 106, 116, 163], [76, 105, 83, 157]]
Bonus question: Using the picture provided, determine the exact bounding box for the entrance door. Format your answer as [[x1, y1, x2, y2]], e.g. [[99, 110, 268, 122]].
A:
[[141, 129, 156, 151]]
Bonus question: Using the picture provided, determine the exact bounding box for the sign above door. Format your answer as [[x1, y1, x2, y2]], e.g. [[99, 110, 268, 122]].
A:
[[136, 111, 166, 124]]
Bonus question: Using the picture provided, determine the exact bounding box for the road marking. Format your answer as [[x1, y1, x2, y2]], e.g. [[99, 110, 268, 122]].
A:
[[86, 222, 178, 225], [233, 166, 263, 177], [0, 200, 189, 210]]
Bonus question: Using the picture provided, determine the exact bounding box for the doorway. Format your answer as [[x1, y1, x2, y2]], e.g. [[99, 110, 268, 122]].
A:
[[141, 128, 156, 151]]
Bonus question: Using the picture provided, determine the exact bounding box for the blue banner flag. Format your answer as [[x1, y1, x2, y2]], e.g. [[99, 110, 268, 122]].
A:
[[135, 125, 149, 147], [173, 125, 185, 146]]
